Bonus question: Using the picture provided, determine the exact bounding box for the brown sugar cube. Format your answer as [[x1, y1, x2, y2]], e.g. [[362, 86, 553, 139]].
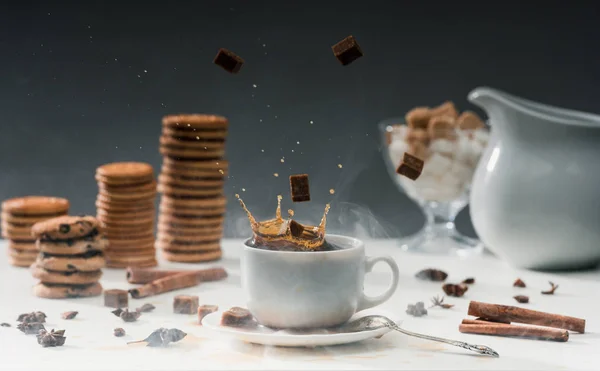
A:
[[198, 305, 219, 325], [407, 141, 429, 160], [430, 101, 459, 119], [289, 220, 305, 237], [404, 128, 430, 145], [331, 35, 363, 66], [173, 295, 199, 314], [457, 111, 485, 130], [104, 289, 128, 308], [289, 174, 310, 202], [428, 116, 457, 141], [213, 48, 244, 74], [405, 107, 432, 129], [396, 152, 424, 181], [221, 307, 256, 328]]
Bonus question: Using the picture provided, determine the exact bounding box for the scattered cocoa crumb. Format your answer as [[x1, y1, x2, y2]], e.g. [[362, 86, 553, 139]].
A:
[[61, 311, 78, 320], [462, 278, 475, 285], [514, 295, 529, 304], [442, 283, 468, 297], [541, 281, 559, 295], [406, 302, 427, 317], [0, 323, 10, 327], [513, 278, 526, 288], [114, 328, 126, 337], [415, 268, 448, 282], [430, 295, 454, 309]]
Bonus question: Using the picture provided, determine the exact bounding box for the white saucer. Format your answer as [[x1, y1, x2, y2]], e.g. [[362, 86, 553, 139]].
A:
[[202, 309, 398, 347]]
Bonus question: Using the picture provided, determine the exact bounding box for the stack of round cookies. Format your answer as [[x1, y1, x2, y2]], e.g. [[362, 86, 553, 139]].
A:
[[95, 162, 158, 268], [157, 114, 228, 263], [31, 215, 105, 299], [1, 196, 69, 267]]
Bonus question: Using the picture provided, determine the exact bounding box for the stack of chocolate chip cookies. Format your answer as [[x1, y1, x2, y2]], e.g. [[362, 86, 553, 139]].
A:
[[31, 215, 105, 299], [1, 196, 69, 267], [157, 114, 228, 263], [95, 162, 158, 268]]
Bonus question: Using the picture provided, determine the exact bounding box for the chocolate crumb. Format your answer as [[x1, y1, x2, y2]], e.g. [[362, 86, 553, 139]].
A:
[[541, 281, 559, 295], [514, 295, 529, 304], [406, 302, 428, 317], [289, 174, 311, 202], [331, 35, 363, 66], [415, 268, 448, 282], [61, 311, 78, 320], [513, 278, 526, 288], [114, 328, 126, 337], [59, 224, 70, 234], [462, 278, 475, 285], [213, 48, 244, 74], [442, 283, 468, 297]]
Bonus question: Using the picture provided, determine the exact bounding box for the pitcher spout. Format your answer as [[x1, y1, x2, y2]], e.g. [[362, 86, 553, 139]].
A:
[[467, 87, 513, 118]]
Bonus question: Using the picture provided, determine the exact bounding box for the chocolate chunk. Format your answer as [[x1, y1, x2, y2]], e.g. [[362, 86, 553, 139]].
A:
[[136, 303, 156, 313], [462, 278, 475, 285], [61, 311, 78, 320], [289, 174, 311, 202], [198, 305, 219, 325], [415, 268, 448, 282], [396, 152, 424, 181], [442, 283, 468, 297], [221, 307, 256, 328], [514, 295, 529, 304], [59, 224, 70, 234], [104, 289, 128, 308], [213, 48, 244, 74], [114, 328, 126, 337], [331, 35, 363, 66], [513, 278, 526, 288], [173, 295, 199, 315], [289, 220, 305, 237]]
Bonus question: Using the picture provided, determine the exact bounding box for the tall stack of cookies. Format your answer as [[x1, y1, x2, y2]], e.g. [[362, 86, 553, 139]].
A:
[[31, 215, 105, 299], [95, 162, 158, 268], [157, 114, 228, 263], [1, 196, 69, 267]]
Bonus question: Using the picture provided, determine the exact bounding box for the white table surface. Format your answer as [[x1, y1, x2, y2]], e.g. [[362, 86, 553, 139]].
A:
[[0, 239, 598, 370]]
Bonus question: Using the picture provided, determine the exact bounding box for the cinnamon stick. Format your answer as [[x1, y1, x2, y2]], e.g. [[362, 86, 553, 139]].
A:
[[126, 267, 227, 284], [129, 272, 200, 299], [459, 323, 569, 342], [468, 301, 585, 333]]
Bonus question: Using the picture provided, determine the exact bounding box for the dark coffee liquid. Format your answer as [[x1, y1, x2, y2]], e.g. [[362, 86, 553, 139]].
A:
[[246, 238, 345, 252]]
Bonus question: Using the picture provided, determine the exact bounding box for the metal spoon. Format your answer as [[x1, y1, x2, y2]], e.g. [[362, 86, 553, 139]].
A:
[[336, 315, 499, 357]]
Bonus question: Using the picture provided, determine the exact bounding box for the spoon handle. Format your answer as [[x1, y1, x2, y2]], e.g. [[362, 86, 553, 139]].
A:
[[387, 323, 500, 357]]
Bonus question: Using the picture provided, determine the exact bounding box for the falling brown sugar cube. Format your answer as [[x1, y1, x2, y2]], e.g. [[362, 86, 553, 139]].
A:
[[289, 174, 311, 202], [221, 307, 256, 328], [457, 111, 485, 130], [198, 305, 219, 325], [332, 35, 363, 66], [396, 152, 424, 181], [428, 116, 457, 141], [289, 220, 305, 237], [430, 101, 459, 119], [405, 107, 432, 129], [173, 295, 199, 314], [104, 289, 129, 308], [213, 48, 244, 74]]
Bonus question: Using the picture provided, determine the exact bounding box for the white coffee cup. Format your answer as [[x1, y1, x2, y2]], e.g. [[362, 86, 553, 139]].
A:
[[241, 234, 400, 329]]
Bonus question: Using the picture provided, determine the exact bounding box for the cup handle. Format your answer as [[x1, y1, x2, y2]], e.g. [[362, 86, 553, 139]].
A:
[[356, 255, 400, 312]]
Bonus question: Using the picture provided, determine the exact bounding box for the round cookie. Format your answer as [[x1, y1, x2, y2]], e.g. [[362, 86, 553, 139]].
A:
[[36, 252, 105, 272], [96, 211, 155, 223], [163, 157, 228, 171], [157, 231, 223, 244], [31, 264, 103, 285], [33, 282, 103, 299], [158, 174, 224, 188], [162, 114, 228, 130], [107, 242, 155, 252], [157, 184, 223, 197], [162, 249, 222, 263], [108, 235, 155, 246], [159, 205, 226, 218], [32, 215, 101, 240], [98, 216, 154, 227], [160, 195, 226, 209], [98, 180, 157, 194], [37, 235, 108, 255], [98, 189, 157, 202], [8, 248, 37, 267], [156, 215, 224, 226], [96, 162, 154, 182], [2, 212, 66, 225], [157, 240, 221, 252], [157, 225, 223, 237], [96, 198, 155, 213], [106, 258, 158, 269], [1, 224, 33, 239], [159, 135, 225, 149], [101, 222, 154, 234], [162, 126, 228, 140], [104, 229, 154, 240], [8, 240, 37, 251], [2, 196, 70, 216], [107, 248, 155, 258], [159, 215, 224, 227], [159, 145, 225, 159]]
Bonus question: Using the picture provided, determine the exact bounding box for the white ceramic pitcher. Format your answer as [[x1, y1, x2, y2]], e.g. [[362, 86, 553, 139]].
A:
[[468, 87, 600, 270]]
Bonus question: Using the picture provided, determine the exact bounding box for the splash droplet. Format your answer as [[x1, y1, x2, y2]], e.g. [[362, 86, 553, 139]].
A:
[[273, 173, 279, 177], [218, 169, 224, 175], [242, 188, 246, 192], [338, 164, 343, 169], [280, 158, 285, 163], [329, 189, 335, 195]]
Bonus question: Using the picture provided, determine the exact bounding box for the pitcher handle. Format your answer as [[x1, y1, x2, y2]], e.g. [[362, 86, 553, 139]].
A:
[[356, 256, 400, 312]]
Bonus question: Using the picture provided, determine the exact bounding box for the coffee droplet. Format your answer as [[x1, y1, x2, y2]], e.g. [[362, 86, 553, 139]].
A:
[[218, 169, 224, 174], [338, 164, 343, 169], [273, 173, 279, 177], [280, 158, 285, 163], [242, 188, 246, 192], [329, 189, 335, 195]]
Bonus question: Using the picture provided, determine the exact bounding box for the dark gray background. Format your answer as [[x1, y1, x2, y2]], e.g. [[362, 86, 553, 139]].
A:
[[1, 1, 599, 239]]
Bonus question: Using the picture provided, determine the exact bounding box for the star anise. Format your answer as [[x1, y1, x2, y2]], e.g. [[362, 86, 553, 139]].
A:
[[430, 295, 454, 309], [17, 311, 46, 324], [128, 328, 187, 347], [36, 329, 66, 348]]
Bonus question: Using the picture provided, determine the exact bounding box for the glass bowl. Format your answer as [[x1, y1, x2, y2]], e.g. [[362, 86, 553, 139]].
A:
[[379, 117, 491, 256]]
